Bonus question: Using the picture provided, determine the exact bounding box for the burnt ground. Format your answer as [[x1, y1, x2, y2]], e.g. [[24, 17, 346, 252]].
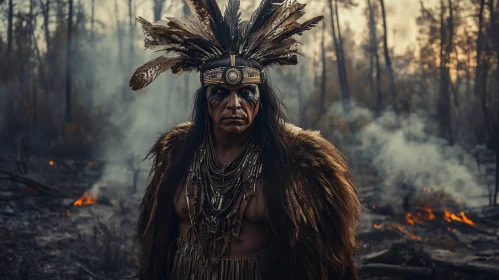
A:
[[1, 154, 498, 280]]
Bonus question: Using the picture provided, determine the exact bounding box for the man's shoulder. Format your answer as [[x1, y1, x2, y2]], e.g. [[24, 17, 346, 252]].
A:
[[284, 123, 347, 168], [158, 122, 192, 142], [150, 122, 192, 157]]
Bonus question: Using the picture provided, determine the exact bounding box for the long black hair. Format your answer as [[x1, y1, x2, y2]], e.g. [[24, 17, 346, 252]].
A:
[[137, 56, 296, 279]]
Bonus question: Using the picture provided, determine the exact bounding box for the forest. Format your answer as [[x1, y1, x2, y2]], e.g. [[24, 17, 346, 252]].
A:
[[0, 0, 498, 279]]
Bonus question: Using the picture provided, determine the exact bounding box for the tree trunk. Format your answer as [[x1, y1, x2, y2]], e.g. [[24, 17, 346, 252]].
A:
[[438, 0, 452, 143], [489, 0, 499, 206], [335, 0, 351, 107], [115, 0, 124, 68], [495, 68, 498, 206], [129, 0, 134, 59], [368, 0, 383, 116], [446, 0, 454, 143], [380, 0, 399, 120], [40, 0, 51, 50], [297, 63, 306, 127], [328, 0, 351, 118], [91, 0, 95, 41], [475, 0, 487, 143], [153, 0, 164, 21], [29, 0, 34, 127], [7, 0, 13, 56], [320, 20, 327, 115], [65, 0, 73, 124]]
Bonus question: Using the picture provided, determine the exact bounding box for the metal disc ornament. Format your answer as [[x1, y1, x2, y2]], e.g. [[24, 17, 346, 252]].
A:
[[223, 67, 243, 85]]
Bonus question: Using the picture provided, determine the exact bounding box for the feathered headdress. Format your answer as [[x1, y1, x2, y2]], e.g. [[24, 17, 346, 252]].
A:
[[129, 0, 323, 91]]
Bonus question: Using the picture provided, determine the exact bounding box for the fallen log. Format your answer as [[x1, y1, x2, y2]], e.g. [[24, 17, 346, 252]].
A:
[[0, 170, 68, 198], [358, 263, 433, 277], [421, 247, 499, 277]]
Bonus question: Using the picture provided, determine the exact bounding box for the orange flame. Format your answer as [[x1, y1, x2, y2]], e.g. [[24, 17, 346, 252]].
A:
[[73, 192, 97, 206], [49, 160, 54, 166], [405, 208, 436, 225], [373, 224, 381, 229], [443, 209, 475, 226]]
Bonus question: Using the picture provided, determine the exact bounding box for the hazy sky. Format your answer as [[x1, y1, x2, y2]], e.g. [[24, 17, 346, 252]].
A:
[[90, 0, 438, 56]]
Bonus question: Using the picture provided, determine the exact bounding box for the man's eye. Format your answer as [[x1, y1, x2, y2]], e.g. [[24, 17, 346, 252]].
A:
[[215, 88, 227, 94], [240, 88, 254, 95]]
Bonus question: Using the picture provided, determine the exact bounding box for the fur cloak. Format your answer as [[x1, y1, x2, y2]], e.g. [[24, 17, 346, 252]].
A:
[[136, 122, 360, 280]]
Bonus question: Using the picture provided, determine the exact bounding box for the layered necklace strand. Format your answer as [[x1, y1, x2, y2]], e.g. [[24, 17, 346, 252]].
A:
[[187, 132, 263, 263]]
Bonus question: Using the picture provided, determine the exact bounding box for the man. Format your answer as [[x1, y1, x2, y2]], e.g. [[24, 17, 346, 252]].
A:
[[130, 0, 360, 279]]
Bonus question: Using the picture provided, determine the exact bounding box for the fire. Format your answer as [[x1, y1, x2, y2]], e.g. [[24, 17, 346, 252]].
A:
[[49, 160, 54, 166], [73, 192, 97, 206], [443, 209, 475, 226], [373, 224, 381, 229], [62, 209, 72, 217], [387, 223, 422, 241], [88, 161, 93, 166], [405, 208, 436, 225]]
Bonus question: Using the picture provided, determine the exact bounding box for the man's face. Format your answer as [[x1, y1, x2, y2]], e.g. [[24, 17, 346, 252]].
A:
[[206, 83, 260, 134]]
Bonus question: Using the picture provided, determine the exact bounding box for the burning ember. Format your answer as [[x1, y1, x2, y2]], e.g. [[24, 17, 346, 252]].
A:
[[73, 192, 97, 206], [62, 209, 72, 217], [405, 208, 436, 225], [49, 160, 54, 166]]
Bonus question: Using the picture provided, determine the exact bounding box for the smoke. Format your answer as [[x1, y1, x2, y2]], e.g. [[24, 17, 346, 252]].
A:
[[355, 110, 486, 208]]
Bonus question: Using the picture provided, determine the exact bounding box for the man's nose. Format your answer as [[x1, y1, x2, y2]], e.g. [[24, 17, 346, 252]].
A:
[[226, 91, 242, 110]]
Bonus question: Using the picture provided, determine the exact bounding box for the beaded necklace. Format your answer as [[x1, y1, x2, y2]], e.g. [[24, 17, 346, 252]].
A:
[[187, 131, 262, 261]]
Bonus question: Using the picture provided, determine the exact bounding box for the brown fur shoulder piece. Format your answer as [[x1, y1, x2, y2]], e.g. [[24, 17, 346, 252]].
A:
[[137, 122, 360, 279], [284, 123, 360, 280]]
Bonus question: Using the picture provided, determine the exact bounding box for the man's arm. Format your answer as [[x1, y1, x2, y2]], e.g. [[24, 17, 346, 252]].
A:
[[286, 127, 361, 280]]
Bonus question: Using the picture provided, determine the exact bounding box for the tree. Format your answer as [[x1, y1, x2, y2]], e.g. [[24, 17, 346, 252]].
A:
[[380, 0, 399, 120], [153, 0, 164, 21], [65, 0, 74, 124], [328, 0, 351, 117], [128, 0, 135, 59], [7, 0, 13, 56], [320, 20, 327, 115], [91, 0, 95, 41], [367, 0, 383, 116], [437, 0, 453, 143], [488, 0, 499, 206]]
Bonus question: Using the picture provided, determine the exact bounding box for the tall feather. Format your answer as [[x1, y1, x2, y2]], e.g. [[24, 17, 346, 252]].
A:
[[244, 1, 305, 55], [223, 0, 241, 52], [273, 16, 323, 42], [129, 55, 183, 91], [239, 0, 281, 52]]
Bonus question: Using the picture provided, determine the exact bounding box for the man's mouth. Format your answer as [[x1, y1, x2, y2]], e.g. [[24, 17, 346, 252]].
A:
[[223, 116, 244, 120]]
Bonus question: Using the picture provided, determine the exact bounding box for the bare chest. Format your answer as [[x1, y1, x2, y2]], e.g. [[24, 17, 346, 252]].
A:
[[174, 177, 265, 224]]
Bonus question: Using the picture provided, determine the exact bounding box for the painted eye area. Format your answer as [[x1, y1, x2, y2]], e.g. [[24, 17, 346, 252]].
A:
[[209, 86, 229, 102], [238, 86, 259, 103]]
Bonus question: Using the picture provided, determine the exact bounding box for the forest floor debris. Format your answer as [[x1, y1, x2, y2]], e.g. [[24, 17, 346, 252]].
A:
[[1, 156, 498, 279]]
